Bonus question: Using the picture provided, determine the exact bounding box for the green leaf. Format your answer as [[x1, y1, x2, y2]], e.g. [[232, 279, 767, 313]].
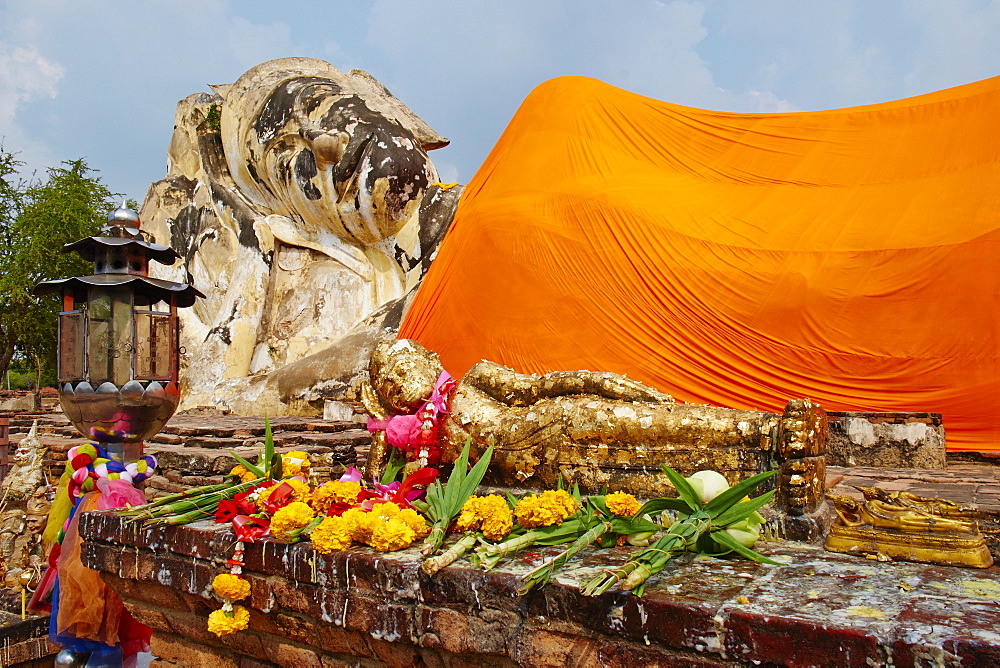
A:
[[380, 448, 406, 485], [709, 529, 784, 565], [704, 469, 776, 516], [269, 452, 283, 480], [636, 497, 691, 517], [229, 452, 265, 478], [458, 444, 494, 500], [409, 500, 429, 514], [659, 465, 703, 512], [712, 490, 775, 528], [262, 417, 275, 475], [445, 439, 473, 507], [611, 516, 661, 534]]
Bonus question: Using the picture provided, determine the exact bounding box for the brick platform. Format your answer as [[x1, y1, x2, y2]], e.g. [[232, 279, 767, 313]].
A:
[[0, 612, 56, 667], [80, 511, 1000, 667]]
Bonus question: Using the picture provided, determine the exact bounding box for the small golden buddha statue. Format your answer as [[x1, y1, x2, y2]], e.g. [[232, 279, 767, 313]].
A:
[[826, 490, 992, 568], [362, 338, 826, 504]]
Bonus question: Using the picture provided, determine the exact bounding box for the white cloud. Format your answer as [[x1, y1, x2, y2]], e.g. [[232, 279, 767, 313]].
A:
[[0, 41, 63, 177], [0, 43, 62, 120]]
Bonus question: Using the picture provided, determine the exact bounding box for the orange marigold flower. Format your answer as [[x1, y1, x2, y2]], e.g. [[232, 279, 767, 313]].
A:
[[208, 605, 250, 636], [212, 573, 250, 601], [514, 490, 579, 529], [311, 516, 354, 553], [605, 492, 641, 517]]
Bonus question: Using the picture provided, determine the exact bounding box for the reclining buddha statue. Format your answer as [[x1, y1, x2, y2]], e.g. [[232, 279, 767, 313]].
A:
[[143, 58, 460, 416]]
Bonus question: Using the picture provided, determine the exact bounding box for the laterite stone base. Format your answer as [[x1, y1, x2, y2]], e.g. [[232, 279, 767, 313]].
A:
[[79, 511, 1000, 667]]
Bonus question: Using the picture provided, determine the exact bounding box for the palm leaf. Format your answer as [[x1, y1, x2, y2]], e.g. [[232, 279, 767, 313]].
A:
[[458, 443, 494, 499], [709, 529, 784, 565], [262, 416, 275, 475], [660, 465, 703, 512], [712, 490, 775, 528], [636, 497, 692, 517], [380, 448, 406, 485], [704, 470, 776, 516], [229, 452, 265, 478]]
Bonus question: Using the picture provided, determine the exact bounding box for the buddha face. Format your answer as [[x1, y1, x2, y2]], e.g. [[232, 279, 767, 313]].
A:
[[369, 338, 444, 412], [232, 74, 438, 247]]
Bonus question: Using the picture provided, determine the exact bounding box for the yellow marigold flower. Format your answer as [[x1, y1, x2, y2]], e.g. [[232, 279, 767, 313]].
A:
[[514, 490, 579, 529], [455, 495, 483, 533], [371, 501, 401, 520], [369, 516, 416, 552], [396, 508, 431, 538], [270, 501, 315, 542], [606, 492, 641, 517], [342, 507, 375, 543], [228, 464, 258, 484], [256, 478, 312, 512], [477, 496, 514, 540], [455, 495, 512, 540], [208, 605, 250, 636], [281, 451, 311, 478], [212, 573, 250, 601], [310, 516, 354, 553], [311, 480, 362, 512]]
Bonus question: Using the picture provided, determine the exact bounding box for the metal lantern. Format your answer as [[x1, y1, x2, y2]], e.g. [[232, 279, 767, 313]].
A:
[[33, 205, 204, 463]]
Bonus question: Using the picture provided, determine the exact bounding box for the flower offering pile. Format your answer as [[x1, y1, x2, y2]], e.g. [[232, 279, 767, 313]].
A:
[[116, 420, 780, 637]]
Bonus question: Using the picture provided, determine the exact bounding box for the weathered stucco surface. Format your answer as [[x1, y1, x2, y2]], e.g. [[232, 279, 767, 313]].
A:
[[143, 58, 461, 415]]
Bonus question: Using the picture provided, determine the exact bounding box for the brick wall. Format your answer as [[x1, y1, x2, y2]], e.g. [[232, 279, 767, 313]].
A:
[[79, 511, 1000, 667]]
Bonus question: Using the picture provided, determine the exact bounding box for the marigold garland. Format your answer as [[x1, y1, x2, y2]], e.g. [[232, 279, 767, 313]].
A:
[[514, 489, 579, 529], [227, 464, 258, 484], [281, 451, 311, 478], [270, 501, 315, 541], [395, 507, 431, 538], [208, 605, 250, 636], [343, 507, 375, 543], [211, 573, 250, 601], [606, 492, 641, 517]]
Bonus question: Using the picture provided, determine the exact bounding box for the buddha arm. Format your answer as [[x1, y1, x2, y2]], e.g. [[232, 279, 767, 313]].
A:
[[463, 361, 674, 407]]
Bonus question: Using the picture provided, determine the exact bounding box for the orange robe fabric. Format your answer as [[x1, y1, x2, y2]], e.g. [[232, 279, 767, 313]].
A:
[[401, 75, 1000, 451]]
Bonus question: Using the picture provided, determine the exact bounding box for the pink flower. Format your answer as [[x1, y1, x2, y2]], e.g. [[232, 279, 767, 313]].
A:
[[96, 478, 147, 510]]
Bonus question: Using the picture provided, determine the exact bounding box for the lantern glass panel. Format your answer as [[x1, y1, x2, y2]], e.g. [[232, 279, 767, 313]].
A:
[[134, 311, 173, 380], [58, 310, 86, 382], [86, 286, 134, 386]]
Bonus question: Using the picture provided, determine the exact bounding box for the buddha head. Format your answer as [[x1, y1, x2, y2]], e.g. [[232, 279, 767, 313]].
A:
[[219, 58, 449, 246], [368, 338, 444, 413]]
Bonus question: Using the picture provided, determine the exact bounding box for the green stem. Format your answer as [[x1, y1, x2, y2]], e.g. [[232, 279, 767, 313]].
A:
[[423, 533, 478, 576], [474, 531, 541, 571], [421, 520, 450, 557], [519, 521, 612, 595]]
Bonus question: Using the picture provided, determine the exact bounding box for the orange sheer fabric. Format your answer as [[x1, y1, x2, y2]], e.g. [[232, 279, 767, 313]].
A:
[[401, 75, 1000, 451], [57, 493, 126, 644]]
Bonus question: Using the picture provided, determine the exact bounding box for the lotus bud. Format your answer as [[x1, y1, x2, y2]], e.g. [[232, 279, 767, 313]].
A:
[[685, 470, 730, 504], [724, 513, 764, 547], [625, 530, 657, 547]]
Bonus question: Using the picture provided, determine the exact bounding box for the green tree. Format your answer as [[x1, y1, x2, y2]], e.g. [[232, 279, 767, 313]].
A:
[[0, 146, 26, 385], [0, 155, 116, 387]]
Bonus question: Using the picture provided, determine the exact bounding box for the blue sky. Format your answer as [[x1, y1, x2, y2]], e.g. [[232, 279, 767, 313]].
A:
[[2, 0, 1000, 201]]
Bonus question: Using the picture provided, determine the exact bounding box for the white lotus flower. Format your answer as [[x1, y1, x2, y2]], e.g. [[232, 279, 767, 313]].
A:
[[685, 470, 731, 504]]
